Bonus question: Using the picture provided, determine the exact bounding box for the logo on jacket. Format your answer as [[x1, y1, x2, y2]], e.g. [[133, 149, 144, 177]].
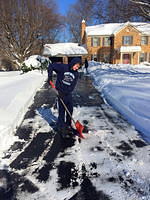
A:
[[62, 72, 75, 85]]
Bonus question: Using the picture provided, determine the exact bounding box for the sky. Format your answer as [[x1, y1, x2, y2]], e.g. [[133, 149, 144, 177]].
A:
[[0, 58, 150, 199], [55, 0, 77, 42], [56, 0, 76, 15]]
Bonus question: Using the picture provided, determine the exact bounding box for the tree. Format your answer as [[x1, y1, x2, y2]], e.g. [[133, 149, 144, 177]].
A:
[[66, 0, 97, 43], [108, 0, 146, 22], [0, 0, 62, 68], [128, 0, 150, 20], [95, 0, 146, 23], [94, 0, 107, 23]]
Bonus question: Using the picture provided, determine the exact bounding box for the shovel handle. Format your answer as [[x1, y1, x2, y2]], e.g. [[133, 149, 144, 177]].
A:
[[49, 81, 75, 124], [49, 80, 84, 138]]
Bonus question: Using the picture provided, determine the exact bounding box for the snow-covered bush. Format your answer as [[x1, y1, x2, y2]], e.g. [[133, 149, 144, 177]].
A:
[[21, 55, 50, 73], [140, 62, 150, 66]]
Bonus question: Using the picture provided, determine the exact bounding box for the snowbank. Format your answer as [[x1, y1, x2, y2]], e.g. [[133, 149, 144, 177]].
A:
[[89, 62, 150, 142], [0, 70, 47, 157]]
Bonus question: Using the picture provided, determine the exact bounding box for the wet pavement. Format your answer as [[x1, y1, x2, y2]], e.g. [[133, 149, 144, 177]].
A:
[[1, 73, 149, 200]]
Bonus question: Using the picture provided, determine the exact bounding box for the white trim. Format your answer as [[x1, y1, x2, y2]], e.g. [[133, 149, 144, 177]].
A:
[[120, 46, 141, 53]]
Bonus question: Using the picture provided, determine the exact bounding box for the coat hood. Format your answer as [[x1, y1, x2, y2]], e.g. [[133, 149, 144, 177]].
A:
[[69, 58, 82, 69]]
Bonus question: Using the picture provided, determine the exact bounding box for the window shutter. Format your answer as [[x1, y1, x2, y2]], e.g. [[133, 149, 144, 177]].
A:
[[145, 53, 147, 61], [91, 38, 93, 46], [122, 36, 124, 45], [102, 38, 104, 46], [131, 36, 133, 45], [98, 38, 100, 46]]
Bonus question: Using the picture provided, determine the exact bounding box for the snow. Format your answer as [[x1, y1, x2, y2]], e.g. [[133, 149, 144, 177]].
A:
[[43, 43, 88, 56], [86, 22, 150, 36], [23, 55, 41, 69], [0, 62, 150, 156], [23, 55, 50, 69], [86, 23, 124, 36], [10, 103, 149, 200], [133, 23, 150, 35], [88, 61, 150, 142], [0, 60, 150, 200], [0, 70, 47, 158]]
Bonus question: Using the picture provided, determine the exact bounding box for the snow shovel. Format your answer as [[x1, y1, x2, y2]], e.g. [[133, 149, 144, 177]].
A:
[[50, 81, 85, 138]]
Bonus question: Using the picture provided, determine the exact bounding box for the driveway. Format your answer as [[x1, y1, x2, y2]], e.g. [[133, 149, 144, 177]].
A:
[[1, 74, 149, 200]]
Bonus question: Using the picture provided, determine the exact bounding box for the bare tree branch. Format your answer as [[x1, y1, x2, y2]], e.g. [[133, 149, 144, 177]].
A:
[[66, 0, 97, 43], [129, 0, 150, 20], [0, 0, 62, 67]]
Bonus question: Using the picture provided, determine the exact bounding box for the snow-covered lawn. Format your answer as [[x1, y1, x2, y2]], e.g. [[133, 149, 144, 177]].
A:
[[89, 62, 150, 143]]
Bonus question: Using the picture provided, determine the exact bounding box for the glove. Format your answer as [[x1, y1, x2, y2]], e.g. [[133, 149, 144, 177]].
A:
[[49, 80, 55, 88], [49, 81, 59, 96], [48, 76, 52, 84]]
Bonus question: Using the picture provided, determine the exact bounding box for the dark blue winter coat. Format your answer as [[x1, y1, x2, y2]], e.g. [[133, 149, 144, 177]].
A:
[[48, 58, 81, 95]]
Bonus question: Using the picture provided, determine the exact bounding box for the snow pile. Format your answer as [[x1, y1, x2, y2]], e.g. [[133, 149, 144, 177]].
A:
[[23, 55, 41, 69], [22, 55, 50, 73], [0, 70, 47, 158], [89, 62, 150, 142]]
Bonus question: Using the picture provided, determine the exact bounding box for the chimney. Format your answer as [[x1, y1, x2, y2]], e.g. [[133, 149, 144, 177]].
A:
[[81, 19, 86, 44]]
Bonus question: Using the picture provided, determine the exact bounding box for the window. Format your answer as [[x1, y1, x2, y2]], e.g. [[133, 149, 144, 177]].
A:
[[141, 36, 148, 45], [103, 37, 111, 46], [122, 36, 133, 45], [139, 53, 147, 63], [91, 37, 100, 47]]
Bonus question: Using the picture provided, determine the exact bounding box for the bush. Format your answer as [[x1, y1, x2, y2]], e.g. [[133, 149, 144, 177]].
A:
[[21, 55, 50, 73]]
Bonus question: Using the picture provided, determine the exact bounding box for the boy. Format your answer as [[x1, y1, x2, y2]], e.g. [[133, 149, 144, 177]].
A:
[[48, 58, 82, 134]]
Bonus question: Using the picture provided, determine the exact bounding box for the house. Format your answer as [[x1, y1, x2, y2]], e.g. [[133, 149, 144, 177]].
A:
[[43, 43, 88, 64], [81, 20, 150, 65]]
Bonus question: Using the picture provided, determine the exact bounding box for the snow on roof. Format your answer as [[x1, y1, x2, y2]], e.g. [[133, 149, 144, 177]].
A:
[[86, 22, 150, 36], [133, 23, 150, 35], [43, 43, 88, 56], [120, 46, 141, 53], [86, 23, 124, 36]]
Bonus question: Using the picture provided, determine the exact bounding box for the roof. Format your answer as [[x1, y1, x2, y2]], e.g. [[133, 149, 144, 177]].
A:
[[85, 22, 150, 36], [43, 43, 88, 56]]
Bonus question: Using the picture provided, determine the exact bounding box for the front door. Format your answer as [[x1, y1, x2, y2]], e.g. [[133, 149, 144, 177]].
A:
[[123, 54, 131, 64]]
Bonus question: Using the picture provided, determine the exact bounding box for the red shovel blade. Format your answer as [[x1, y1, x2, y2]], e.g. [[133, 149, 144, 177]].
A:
[[75, 120, 85, 139]]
